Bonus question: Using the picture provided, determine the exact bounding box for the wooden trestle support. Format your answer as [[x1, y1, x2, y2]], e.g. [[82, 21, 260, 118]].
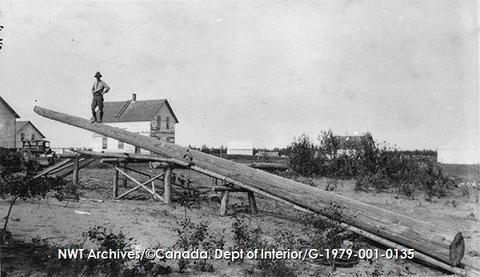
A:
[[76, 150, 257, 216]]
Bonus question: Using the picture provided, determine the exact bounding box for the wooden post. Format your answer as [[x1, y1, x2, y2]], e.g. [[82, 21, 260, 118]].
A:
[[112, 165, 119, 198], [151, 180, 155, 196], [121, 162, 127, 187], [220, 191, 229, 216], [164, 167, 172, 204], [72, 155, 79, 186], [247, 191, 258, 214]]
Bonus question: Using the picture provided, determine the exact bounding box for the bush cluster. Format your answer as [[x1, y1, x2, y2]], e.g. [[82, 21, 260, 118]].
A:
[[10, 226, 171, 276], [173, 215, 224, 273], [285, 131, 453, 198], [231, 216, 297, 276], [0, 147, 78, 241]]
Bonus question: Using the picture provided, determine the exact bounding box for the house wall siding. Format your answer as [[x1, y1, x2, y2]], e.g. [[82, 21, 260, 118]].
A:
[[16, 124, 45, 148], [91, 121, 151, 154], [90, 102, 177, 152], [150, 105, 176, 143], [0, 102, 16, 148]]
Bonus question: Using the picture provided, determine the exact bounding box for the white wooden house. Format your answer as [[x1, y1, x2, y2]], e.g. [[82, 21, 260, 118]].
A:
[[227, 141, 253, 156], [437, 148, 480, 165], [91, 94, 178, 153], [0, 96, 20, 148], [0, 97, 48, 149]]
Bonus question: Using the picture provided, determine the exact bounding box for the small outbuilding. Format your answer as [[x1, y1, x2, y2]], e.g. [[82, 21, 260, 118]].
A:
[[16, 121, 46, 148]]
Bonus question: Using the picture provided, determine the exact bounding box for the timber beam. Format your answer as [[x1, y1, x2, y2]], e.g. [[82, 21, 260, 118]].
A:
[[33, 106, 477, 275]]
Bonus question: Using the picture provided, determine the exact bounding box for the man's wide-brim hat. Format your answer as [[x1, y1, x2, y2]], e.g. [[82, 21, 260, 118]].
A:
[[94, 72, 102, 78]]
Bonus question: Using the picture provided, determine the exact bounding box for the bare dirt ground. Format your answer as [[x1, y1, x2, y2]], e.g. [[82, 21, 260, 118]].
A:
[[1, 165, 479, 276]]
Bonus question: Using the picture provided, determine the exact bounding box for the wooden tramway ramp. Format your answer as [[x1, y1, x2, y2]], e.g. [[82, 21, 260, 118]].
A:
[[33, 106, 479, 276], [33, 156, 97, 178]]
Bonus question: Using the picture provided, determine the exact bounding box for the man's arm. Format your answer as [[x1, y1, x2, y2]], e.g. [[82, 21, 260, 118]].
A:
[[102, 81, 110, 94], [91, 82, 96, 94]]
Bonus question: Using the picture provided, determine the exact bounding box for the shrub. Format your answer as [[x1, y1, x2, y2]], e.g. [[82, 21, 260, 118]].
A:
[[0, 148, 77, 241], [231, 216, 265, 251], [27, 226, 171, 276], [285, 134, 320, 176], [231, 216, 297, 276], [286, 132, 454, 198], [301, 204, 359, 271], [172, 172, 200, 209], [172, 213, 224, 273], [85, 227, 171, 276]]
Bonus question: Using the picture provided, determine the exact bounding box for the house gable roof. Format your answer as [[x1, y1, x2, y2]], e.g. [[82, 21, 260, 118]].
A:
[[16, 121, 46, 138], [334, 135, 371, 149], [0, 97, 20, 118], [101, 99, 179, 123]]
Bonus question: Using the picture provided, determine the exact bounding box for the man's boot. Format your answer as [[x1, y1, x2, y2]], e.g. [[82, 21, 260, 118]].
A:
[[98, 111, 103, 123]]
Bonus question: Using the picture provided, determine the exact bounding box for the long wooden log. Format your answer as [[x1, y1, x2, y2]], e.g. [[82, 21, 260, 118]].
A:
[[250, 162, 289, 170], [32, 106, 466, 267]]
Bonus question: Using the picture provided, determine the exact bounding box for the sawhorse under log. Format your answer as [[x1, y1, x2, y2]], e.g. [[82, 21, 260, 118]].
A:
[[213, 186, 258, 216]]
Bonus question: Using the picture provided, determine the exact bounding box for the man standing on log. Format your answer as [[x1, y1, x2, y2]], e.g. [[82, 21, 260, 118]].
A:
[[91, 71, 110, 123]]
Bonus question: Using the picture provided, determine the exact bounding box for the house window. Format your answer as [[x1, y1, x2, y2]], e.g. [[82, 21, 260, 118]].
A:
[[166, 117, 170, 129], [157, 116, 161, 129], [102, 137, 108, 149], [118, 141, 124, 150], [20, 133, 25, 140], [31, 134, 35, 140]]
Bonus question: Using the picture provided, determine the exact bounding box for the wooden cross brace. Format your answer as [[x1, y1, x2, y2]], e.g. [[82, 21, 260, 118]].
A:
[[114, 166, 165, 202]]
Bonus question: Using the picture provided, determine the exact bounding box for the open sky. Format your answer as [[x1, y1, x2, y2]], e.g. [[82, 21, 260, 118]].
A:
[[0, 0, 478, 150]]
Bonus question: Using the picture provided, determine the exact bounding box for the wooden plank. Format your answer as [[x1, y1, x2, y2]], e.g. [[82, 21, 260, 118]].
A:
[[72, 156, 79, 186], [54, 158, 96, 178], [121, 162, 127, 187], [116, 185, 142, 199], [48, 158, 82, 174], [219, 191, 229, 216], [164, 167, 172, 204], [116, 173, 164, 199], [115, 167, 165, 201], [212, 186, 249, 192], [32, 106, 467, 268], [75, 149, 188, 166], [123, 165, 153, 177], [112, 165, 119, 198], [33, 158, 73, 178]]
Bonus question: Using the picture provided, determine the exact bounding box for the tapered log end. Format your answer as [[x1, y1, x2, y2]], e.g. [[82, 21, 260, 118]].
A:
[[33, 105, 44, 115]]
